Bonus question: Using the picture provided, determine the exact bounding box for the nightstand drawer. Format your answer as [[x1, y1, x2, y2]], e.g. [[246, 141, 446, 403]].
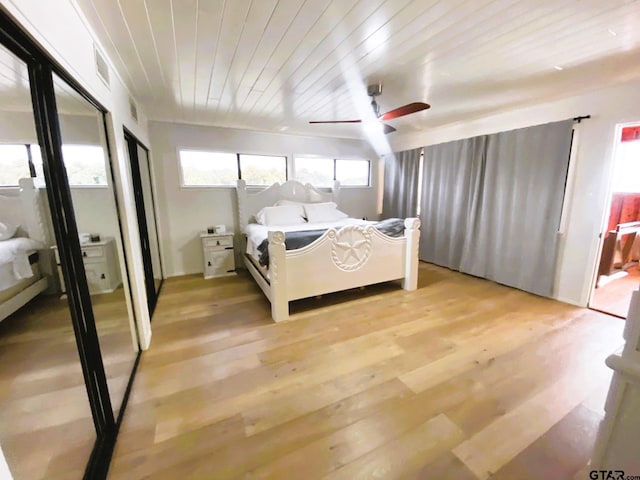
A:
[[81, 246, 105, 262], [203, 236, 233, 248]]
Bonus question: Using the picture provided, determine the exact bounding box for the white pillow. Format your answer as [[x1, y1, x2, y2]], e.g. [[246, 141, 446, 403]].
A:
[[0, 221, 19, 241], [304, 202, 349, 223], [274, 199, 304, 207], [255, 205, 306, 226]]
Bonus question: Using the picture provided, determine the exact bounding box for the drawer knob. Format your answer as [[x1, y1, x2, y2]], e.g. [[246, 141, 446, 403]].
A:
[[100, 274, 106, 279], [82, 251, 87, 258], [207, 261, 212, 267], [216, 240, 220, 246]]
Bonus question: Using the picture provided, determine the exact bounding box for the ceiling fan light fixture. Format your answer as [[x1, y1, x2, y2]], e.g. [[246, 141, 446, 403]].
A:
[[362, 120, 384, 134]]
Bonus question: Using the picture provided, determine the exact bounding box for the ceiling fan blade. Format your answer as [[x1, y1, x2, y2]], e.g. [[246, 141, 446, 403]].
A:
[[383, 123, 396, 134], [379, 102, 430, 121], [308, 120, 362, 124]]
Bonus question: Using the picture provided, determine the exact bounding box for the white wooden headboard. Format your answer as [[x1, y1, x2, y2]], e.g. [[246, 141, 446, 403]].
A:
[[236, 179, 340, 232], [19, 178, 52, 245], [0, 191, 21, 228], [0, 178, 52, 246]]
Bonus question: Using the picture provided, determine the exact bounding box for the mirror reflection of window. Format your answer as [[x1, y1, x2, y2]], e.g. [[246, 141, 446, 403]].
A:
[[0, 144, 31, 185], [60, 145, 108, 186]]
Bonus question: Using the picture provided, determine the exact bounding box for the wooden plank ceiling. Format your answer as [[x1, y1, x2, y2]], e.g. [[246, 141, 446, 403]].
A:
[[72, 0, 640, 139]]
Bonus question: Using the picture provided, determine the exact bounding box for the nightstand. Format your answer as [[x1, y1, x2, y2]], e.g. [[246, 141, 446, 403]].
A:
[[52, 237, 122, 294], [200, 233, 236, 279]]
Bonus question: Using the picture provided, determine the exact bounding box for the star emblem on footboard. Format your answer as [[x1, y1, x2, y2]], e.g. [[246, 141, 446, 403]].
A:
[[330, 226, 372, 271]]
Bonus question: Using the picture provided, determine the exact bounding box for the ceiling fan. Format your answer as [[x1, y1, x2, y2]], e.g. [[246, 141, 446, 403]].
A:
[[309, 84, 430, 134]]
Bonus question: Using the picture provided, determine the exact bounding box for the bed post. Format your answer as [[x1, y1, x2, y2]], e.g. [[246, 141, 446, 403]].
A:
[[332, 180, 340, 204], [268, 231, 289, 321], [402, 217, 421, 291], [236, 179, 248, 232], [19, 178, 51, 246]]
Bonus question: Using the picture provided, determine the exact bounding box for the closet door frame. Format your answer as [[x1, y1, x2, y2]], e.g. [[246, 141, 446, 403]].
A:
[[124, 128, 164, 316], [0, 9, 139, 479]]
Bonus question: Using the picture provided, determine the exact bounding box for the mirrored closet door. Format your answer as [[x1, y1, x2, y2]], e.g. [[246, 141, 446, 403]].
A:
[[51, 72, 140, 417], [0, 43, 96, 480], [125, 131, 163, 315]]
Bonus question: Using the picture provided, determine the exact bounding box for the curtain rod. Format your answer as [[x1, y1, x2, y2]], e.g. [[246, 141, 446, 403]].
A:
[[573, 115, 591, 123]]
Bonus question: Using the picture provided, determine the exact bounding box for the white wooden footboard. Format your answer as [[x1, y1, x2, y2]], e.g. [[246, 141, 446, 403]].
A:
[[268, 218, 421, 322]]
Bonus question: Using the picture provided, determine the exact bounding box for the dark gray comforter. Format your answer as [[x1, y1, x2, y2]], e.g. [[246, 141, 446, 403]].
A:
[[256, 218, 406, 267]]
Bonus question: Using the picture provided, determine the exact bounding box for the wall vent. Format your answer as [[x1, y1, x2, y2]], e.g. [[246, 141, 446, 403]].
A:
[[129, 96, 138, 123], [94, 44, 110, 88]]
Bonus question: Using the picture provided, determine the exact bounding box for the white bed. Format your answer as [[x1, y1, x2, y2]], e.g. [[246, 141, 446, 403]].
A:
[[236, 179, 421, 322], [0, 178, 51, 322]]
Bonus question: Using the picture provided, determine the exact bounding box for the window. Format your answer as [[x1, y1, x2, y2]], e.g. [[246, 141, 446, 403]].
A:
[[179, 150, 288, 186], [60, 145, 108, 186], [294, 157, 371, 187], [179, 150, 237, 186], [0, 144, 30, 186], [294, 157, 334, 187], [239, 154, 286, 185], [336, 159, 369, 186]]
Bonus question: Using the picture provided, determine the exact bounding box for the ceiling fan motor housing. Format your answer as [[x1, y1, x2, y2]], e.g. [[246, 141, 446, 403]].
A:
[[367, 83, 383, 97]]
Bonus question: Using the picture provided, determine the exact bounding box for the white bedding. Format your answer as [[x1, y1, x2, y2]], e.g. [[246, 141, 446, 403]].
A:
[[244, 218, 373, 260], [0, 237, 44, 289]]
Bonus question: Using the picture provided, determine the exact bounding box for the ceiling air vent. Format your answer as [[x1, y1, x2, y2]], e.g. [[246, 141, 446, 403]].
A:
[[94, 44, 110, 88], [129, 96, 138, 123]]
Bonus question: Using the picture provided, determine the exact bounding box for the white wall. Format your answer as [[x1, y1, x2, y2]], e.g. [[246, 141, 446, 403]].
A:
[[150, 121, 378, 276], [0, 111, 100, 144], [391, 79, 640, 307], [3, 0, 152, 348]]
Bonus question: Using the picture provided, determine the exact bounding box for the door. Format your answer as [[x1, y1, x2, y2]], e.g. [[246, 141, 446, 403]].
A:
[[124, 131, 163, 316]]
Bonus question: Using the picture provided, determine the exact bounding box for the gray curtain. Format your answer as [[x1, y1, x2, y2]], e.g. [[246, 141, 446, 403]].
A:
[[461, 119, 573, 296], [420, 119, 574, 297], [382, 147, 421, 218], [419, 136, 486, 270]]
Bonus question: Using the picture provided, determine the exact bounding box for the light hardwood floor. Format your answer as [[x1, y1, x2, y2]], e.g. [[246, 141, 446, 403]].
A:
[[590, 265, 640, 318], [109, 263, 625, 480], [0, 289, 137, 479]]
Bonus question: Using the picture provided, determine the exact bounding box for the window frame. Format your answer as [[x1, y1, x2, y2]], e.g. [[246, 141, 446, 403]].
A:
[[293, 156, 371, 188], [177, 149, 289, 188]]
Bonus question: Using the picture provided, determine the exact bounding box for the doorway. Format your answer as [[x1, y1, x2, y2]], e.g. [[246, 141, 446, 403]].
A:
[[590, 124, 640, 318], [124, 130, 163, 316]]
